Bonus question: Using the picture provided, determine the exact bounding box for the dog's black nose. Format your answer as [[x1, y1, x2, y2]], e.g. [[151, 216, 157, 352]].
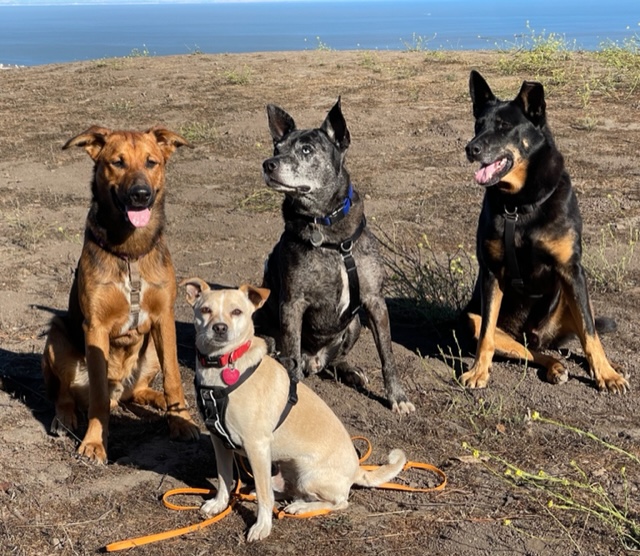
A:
[[128, 184, 152, 207], [262, 158, 279, 174], [212, 322, 228, 335], [465, 140, 482, 160]]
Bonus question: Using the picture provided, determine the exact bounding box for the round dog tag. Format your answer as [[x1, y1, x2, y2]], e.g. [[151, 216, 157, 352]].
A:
[[310, 229, 323, 247], [221, 367, 240, 386]]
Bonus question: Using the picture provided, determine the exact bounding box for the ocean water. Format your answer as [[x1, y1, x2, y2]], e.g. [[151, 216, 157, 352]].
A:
[[0, 1, 638, 67]]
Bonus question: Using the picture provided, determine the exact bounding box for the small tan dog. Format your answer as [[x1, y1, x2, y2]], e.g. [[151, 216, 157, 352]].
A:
[[182, 278, 406, 542]]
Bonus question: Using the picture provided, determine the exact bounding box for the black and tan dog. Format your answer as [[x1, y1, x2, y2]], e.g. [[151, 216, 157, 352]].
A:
[[42, 126, 199, 463], [258, 99, 414, 414], [462, 70, 628, 393]]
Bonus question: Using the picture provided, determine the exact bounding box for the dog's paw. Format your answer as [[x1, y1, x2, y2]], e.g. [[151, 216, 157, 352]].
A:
[[77, 441, 107, 464], [201, 497, 229, 517], [391, 399, 416, 415], [246, 515, 272, 542], [596, 367, 629, 394], [167, 413, 201, 441], [460, 367, 489, 389], [546, 362, 568, 385]]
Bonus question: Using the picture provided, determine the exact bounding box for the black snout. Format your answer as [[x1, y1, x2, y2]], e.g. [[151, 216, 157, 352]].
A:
[[262, 158, 279, 174], [212, 322, 228, 336], [128, 184, 153, 208], [465, 139, 483, 161]]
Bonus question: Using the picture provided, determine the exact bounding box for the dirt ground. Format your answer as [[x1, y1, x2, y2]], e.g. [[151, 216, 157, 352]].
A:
[[1, 50, 639, 555]]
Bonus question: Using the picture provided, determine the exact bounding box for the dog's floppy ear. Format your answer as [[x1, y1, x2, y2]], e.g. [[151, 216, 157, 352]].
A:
[[147, 127, 193, 161], [267, 104, 296, 143], [179, 277, 210, 306], [62, 126, 112, 161], [321, 97, 350, 151], [469, 70, 496, 118], [239, 284, 270, 310], [514, 81, 546, 127]]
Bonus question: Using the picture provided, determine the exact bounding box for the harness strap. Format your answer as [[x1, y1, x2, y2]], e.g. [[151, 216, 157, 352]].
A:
[[127, 259, 141, 329], [503, 208, 524, 294], [319, 215, 367, 318], [195, 365, 299, 450]]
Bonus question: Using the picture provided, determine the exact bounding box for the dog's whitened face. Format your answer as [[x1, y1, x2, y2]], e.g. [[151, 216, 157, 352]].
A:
[[181, 280, 269, 356], [262, 99, 351, 212]]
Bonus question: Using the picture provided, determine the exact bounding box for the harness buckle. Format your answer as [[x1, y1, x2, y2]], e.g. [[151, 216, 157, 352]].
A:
[[504, 206, 519, 221], [340, 239, 354, 253]]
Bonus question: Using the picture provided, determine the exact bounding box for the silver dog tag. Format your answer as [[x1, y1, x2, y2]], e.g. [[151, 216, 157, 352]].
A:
[[310, 229, 324, 247]]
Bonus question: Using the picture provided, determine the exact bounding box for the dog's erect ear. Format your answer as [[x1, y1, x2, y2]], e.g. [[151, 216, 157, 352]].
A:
[[514, 81, 546, 127], [469, 70, 496, 118], [267, 104, 296, 143], [321, 97, 350, 151], [147, 127, 193, 161], [179, 277, 211, 306], [62, 126, 112, 161], [239, 284, 270, 310]]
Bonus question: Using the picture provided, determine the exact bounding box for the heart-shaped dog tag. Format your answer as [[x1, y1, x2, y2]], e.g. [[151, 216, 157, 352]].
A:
[[221, 367, 240, 386]]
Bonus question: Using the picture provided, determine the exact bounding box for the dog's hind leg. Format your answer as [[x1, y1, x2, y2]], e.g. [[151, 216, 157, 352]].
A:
[[466, 313, 568, 385], [127, 337, 167, 410], [42, 318, 84, 433], [328, 317, 369, 388], [362, 295, 415, 414]]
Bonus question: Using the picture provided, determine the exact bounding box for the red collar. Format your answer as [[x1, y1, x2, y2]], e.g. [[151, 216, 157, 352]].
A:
[[197, 340, 252, 368]]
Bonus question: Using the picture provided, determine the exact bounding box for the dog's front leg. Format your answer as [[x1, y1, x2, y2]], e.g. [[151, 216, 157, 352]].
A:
[[201, 436, 234, 517], [461, 269, 503, 389], [244, 439, 274, 542], [559, 263, 629, 393], [363, 294, 415, 414], [280, 298, 307, 380], [80, 326, 111, 463], [151, 312, 200, 441]]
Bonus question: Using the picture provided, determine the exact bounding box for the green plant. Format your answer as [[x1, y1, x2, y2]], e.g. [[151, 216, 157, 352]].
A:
[[596, 35, 640, 95], [239, 188, 280, 213], [380, 230, 475, 325], [179, 121, 217, 144], [497, 21, 574, 80], [461, 410, 640, 550], [224, 65, 252, 85], [401, 32, 436, 53], [583, 223, 638, 293], [127, 44, 150, 58], [314, 36, 333, 51]]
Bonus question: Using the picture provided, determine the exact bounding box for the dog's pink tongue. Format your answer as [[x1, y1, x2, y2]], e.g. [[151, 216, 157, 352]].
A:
[[475, 160, 501, 185], [127, 208, 151, 228]]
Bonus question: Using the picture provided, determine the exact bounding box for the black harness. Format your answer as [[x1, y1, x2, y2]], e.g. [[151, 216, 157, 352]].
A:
[[194, 357, 298, 450], [295, 184, 365, 321], [502, 188, 557, 298]]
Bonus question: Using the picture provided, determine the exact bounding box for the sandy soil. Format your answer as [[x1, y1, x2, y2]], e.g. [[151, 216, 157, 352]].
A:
[[1, 50, 639, 555]]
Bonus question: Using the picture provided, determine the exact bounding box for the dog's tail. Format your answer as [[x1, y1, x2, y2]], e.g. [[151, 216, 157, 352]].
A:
[[595, 316, 617, 335], [353, 449, 406, 488]]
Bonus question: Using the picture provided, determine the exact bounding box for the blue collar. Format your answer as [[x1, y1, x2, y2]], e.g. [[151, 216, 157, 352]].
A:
[[301, 183, 353, 226]]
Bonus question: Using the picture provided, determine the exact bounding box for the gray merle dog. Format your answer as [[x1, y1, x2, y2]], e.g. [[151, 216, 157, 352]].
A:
[[257, 99, 415, 415]]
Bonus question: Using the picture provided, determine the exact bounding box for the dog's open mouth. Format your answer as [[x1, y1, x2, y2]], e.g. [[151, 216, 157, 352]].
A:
[[126, 207, 152, 228], [474, 155, 513, 187]]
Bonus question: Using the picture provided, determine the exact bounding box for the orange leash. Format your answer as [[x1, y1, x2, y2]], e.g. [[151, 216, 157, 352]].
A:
[[105, 437, 447, 552]]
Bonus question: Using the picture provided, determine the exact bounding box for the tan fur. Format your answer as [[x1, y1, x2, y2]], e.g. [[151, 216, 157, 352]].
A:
[[42, 126, 199, 464], [500, 146, 529, 193], [182, 280, 406, 542]]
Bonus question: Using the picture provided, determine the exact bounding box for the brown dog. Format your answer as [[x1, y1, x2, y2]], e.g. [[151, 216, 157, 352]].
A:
[[42, 126, 200, 463]]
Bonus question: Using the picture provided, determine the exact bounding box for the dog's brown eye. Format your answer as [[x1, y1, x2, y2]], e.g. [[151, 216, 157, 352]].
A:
[[146, 159, 159, 169], [200, 306, 211, 314], [111, 158, 125, 169], [231, 308, 242, 316]]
